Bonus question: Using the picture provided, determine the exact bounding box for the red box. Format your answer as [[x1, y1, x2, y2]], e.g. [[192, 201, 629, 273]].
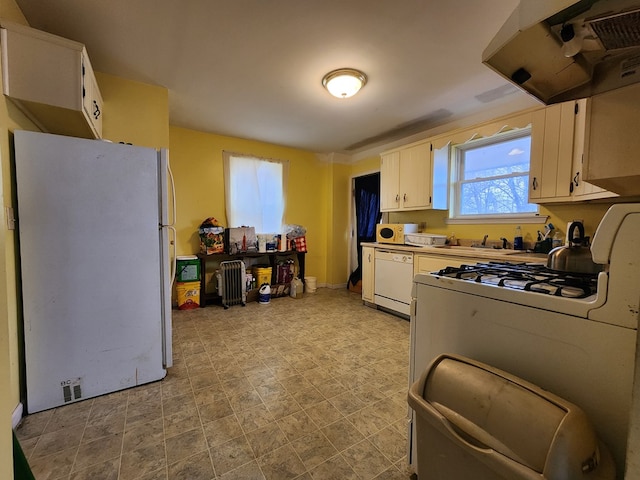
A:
[[293, 236, 307, 252]]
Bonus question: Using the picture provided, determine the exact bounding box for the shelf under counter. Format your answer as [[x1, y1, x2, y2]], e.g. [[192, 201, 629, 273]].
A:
[[196, 250, 306, 307]]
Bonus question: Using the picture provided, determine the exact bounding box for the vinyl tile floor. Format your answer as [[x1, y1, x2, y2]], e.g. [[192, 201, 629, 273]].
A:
[[15, 288, 414, 480]]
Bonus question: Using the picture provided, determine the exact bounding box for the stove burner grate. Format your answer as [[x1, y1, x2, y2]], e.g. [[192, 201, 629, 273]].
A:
[[435, 262, 599, 298]]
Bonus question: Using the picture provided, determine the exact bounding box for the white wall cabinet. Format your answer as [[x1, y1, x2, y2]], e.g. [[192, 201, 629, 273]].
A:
[[380, 140, 447, 212], [583, 83, 640, 197], [1, 22, 103, 139], [361, 246, 375, 303], [529, 99, 615, 204]]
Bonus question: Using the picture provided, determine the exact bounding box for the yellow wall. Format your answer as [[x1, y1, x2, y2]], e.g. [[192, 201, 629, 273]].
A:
[[325, 162, 351, 284], [168, 126, 330, 285], [0, 1, 37, 476], [96, 72, 169, 148]]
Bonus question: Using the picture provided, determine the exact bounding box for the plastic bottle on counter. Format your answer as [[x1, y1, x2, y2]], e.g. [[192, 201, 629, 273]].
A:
[[514, 225, 524, 250]]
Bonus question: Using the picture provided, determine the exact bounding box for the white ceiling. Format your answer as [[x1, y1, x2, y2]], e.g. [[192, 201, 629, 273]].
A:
[[14, 0, 541, 155]]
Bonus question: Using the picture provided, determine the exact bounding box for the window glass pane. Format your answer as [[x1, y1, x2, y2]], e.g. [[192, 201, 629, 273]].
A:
[[462, 136, 531, 180], [459, 175, 537, 215]]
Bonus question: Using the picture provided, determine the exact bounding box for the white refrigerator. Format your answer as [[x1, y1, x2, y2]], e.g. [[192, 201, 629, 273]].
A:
[[14, 130, 174, 413]]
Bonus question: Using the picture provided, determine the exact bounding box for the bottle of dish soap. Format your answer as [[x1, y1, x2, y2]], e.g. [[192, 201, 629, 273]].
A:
[[514, 225, 524, 250]]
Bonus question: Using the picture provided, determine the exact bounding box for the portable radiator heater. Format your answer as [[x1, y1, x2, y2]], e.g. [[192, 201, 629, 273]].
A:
[[216, 260, 247, 308]]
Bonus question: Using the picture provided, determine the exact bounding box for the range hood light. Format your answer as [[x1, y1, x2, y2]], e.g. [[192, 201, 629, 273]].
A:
[[560, 23, 584, 57]]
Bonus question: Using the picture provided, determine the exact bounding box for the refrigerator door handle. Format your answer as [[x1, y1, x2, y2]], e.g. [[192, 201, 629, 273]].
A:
[[158, 148, 174, 369]]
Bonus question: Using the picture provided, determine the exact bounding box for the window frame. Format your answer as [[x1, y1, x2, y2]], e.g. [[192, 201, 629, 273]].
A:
[[449, 127, 540, 222]]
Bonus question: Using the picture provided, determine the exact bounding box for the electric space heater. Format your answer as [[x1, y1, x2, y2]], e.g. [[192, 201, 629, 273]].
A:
[[217, 260, 247, 308]]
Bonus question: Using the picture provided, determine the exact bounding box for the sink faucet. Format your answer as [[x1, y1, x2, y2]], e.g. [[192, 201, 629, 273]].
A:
[[481, 234, 489, 247]]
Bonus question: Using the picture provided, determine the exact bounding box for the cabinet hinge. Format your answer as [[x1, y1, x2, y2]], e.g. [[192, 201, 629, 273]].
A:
[[430, 144, 433, 152]]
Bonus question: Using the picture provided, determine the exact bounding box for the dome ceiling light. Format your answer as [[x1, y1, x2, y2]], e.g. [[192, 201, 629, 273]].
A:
[[322, 68, 367, 98]]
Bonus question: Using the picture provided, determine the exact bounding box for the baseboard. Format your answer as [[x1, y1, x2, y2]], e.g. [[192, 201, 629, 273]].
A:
[[12, 402, 23, 428]]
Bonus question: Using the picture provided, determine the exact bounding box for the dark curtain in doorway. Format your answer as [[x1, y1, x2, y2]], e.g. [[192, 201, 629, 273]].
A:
[[348, 172, 381, 288]]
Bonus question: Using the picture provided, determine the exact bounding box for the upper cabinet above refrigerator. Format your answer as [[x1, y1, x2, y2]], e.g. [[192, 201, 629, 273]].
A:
[[1, 21, 103, 139]]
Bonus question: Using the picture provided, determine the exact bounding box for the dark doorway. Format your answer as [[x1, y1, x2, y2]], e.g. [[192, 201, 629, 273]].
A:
[[349, 172, 381, 289]]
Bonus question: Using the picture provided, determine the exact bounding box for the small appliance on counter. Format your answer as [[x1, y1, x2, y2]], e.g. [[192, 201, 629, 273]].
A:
[[376, 223, 418, 244], [404, 233, 447, 247]]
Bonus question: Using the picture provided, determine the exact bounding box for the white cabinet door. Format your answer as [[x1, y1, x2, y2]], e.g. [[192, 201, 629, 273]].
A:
[[584, 83, 640, 196], [82, 54, 103, 138], [399, 143, 432, 210], [380, 152, 400, 211], [361, 246, 375, 302], [528, 102, 574, 203], [414, 254, 476, 276], [570, 99, 614, 200]]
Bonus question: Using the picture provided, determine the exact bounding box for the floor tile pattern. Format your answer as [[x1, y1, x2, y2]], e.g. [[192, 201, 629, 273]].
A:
[[15, 288, 412, 479]]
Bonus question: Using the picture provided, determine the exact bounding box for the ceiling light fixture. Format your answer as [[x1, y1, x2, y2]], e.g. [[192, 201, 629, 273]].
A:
[[322, 68, 367, 98]]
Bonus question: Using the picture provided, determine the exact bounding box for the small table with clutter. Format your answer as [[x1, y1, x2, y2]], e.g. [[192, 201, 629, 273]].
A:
[[196, 250, 306, 307], [195, 219, 307, 307]]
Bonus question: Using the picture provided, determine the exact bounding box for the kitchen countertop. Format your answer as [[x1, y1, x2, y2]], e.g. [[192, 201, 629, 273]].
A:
[[361, 242, 548, 263]]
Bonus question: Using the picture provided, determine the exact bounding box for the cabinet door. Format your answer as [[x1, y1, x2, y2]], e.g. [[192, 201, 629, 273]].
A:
[[82, 56, 103, 138], [361, 246, 375, 302], [399, 143, 431, 210], [529, 102, 575, 203], [528, 109, 545, 201], [414, 255, 475, 276], [584, 83, 640, 196], [380, 152, 400, 211], [570, 99, 616, 201]]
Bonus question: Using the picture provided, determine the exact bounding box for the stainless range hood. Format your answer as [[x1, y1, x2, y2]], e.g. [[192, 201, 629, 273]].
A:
[[483, 0, 640, 104]]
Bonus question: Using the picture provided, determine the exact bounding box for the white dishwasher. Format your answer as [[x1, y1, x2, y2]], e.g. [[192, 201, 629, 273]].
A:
[[374, 249, 413, 316]]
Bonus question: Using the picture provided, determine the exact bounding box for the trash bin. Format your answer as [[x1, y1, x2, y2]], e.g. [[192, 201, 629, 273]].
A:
[[407, 354, 615, 480]]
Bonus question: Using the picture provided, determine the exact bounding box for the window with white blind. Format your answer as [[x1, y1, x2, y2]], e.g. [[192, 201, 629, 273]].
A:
[[223, 152, 288, 232]]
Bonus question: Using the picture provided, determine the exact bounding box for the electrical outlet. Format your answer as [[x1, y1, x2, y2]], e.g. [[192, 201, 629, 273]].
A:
[[5, 207, 15, 230]]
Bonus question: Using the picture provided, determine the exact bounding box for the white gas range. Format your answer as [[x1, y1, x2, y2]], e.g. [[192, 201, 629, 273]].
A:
[[409, 203, 640, 479]]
